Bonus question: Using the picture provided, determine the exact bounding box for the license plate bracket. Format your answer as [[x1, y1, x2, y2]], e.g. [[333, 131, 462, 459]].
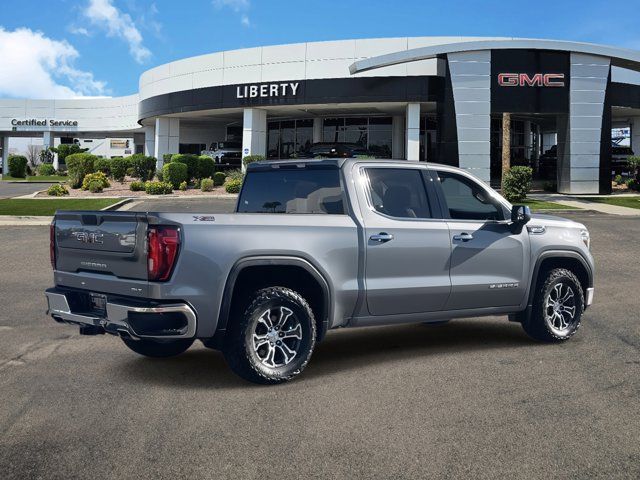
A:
[[89, 293, 107, 315]]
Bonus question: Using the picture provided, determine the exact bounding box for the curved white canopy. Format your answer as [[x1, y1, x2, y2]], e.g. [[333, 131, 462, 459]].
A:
[[350, 38, 640, 75]]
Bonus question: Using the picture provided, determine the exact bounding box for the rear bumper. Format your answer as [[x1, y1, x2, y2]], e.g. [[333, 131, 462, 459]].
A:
[[45, 288, 197, 340]]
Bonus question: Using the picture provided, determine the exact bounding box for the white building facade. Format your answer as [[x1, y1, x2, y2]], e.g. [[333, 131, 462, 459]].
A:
[[2, 36, 640, 194]]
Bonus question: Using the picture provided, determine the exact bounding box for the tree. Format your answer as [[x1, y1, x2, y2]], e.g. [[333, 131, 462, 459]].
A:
[[501, 112, 511, 190], [26, 144, 42, 167], [52, 144, 88, 166]]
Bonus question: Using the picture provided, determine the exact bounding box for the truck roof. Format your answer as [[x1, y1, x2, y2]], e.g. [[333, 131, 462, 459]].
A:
[[247, 158, 453, 170]]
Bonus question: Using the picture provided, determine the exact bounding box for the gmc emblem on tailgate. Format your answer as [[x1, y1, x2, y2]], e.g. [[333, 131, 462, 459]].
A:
[[498, 73, 565, 87], [72, 231, 104, 244]]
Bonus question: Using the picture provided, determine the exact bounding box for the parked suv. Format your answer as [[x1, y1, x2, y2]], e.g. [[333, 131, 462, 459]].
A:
[[46, 159, 594, 384], [200, 141, 242, 164]]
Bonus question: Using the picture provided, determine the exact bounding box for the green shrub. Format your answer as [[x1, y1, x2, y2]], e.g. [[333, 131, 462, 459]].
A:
[[87, 180, 105, 193], [156, 170, 163, 182], [82, 172, 110, 191], [162, 162, 188, 189], [627, 156, 640, 180], [242, 155, 264, 168], [625, 177, 635, 187], [201, 178, 214, 192], [94, 158, 112, 176], [38, 163, 56, 176], [224, 178, 243, 194], [110, 157, 129, 182], [226, 169, 244, 182], [66, 153, 97, 188], [145, 181, 173, 195], [502, 166, 533, 202], [179, 180, 188, 191], [130, 180, 146, 191], [614, 174, 623, 185], [170, 154, 199, 180], [193, 178, 201, 189], [627, 178, 639, 191], [47, 184, 68, 196], [129, 154, 156, 181], [7, 155, 28, 178], [213, 171, 226, 186], [198, 155, 215, 179], [162, 153, 174, 164]]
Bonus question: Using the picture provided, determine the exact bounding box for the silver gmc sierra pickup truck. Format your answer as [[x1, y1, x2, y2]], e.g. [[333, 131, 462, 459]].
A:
[[46, 159, 595, 384]]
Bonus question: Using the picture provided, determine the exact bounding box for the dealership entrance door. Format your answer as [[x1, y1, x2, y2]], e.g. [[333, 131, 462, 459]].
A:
[[490, 114, 566, 190]]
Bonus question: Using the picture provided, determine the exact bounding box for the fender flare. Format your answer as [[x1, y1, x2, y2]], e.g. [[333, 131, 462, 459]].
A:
[[215, 256, 333, 342], [513, 250, 594, 323]]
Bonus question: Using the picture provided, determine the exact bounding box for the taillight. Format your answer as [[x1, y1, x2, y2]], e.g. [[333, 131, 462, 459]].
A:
[[147, 226, 180, 282], [50, 223, 56, 270]]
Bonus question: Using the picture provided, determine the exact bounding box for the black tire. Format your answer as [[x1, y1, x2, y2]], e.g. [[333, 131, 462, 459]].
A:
[[522, 268, 584, 342], [121, 337, 194, 358], [223, 287, 317, 384]]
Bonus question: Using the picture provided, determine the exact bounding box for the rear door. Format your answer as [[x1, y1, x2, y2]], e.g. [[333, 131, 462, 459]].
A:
[[356, 165, 451, 316], [54, 211, 149, 280], [431, 169, 530, 310]]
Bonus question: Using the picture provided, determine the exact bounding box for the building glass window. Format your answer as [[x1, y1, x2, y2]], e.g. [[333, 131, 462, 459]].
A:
[[267, 119, 316, 159]]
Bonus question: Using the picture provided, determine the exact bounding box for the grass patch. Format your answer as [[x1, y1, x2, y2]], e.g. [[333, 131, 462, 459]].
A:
[[587, 196, 640, 210], [0, 199, 120, 216], [1, 175, 67, 182], [520, 199, 579, 211]]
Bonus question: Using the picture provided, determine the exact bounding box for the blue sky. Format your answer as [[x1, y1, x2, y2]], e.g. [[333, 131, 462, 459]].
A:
[[1, 0, 639, 98]]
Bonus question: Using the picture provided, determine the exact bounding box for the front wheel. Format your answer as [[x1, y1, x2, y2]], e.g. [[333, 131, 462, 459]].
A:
[[121, 337, 194, 358], [522, 268, 584, 342], [223, 287, 317, 384]]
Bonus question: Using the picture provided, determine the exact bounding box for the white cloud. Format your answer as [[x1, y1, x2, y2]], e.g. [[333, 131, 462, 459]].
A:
[[213, 0, 252, 27], [0, 27, 108, 99], [83, 0, 151, 63], [69, 26, 90, 36]]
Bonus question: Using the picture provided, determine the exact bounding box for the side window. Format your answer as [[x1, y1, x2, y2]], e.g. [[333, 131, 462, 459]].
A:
[[365, 168, 431, 219], [436, 171, 504, 221]]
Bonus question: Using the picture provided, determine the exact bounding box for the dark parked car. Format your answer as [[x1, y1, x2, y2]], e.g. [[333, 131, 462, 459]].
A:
[[298, 142, 372, 159]]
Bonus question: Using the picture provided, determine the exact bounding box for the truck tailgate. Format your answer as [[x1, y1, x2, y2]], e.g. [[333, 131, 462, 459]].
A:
[[54, 211, 149, 281]]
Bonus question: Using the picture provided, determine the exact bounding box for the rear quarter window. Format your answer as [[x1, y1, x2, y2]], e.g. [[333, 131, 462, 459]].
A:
[[238, 167, 346, 214]]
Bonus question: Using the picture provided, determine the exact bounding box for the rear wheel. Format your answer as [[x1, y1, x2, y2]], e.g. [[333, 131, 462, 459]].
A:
[[223, 287, 316, 384], [121, 337, 194, 358], [522, 268, 584, 342]]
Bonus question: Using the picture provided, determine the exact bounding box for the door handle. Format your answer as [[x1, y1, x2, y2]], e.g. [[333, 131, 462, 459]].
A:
[[453, 232, 474, 242], [370, 232, 394, 243]]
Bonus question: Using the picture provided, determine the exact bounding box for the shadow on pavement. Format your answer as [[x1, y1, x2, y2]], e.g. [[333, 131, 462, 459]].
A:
[[116, 319, 535, 388]]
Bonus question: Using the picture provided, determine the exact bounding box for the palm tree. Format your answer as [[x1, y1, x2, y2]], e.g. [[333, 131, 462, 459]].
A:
[[501, 112, 511, 190]]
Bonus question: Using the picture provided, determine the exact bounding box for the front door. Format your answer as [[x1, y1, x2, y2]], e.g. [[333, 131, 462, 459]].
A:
[[433, 169, 530, 310], [359, 166, 452, 316]]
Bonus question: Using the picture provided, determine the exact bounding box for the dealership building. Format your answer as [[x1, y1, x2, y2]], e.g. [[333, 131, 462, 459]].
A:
[[2, 36, 640, 194]]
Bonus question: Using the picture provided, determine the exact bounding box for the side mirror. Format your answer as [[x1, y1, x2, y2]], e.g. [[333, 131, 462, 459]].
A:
[[511, 205, 532, 225]]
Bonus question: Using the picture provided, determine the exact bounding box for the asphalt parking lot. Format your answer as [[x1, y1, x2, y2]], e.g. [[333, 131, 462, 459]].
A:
[[0, 211, 638, 479]]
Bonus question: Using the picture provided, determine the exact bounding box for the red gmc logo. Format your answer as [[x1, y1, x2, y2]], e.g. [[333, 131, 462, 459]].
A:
[[498, 73, 565, 87]]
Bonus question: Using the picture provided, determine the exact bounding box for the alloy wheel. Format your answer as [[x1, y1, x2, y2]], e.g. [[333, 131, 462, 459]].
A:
[[544, 282, 577, 335], [251, 306, 303, 368]]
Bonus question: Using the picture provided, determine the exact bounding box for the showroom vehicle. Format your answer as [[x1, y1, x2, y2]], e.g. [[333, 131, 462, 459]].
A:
[[45, 159, 595, 384], [298, 142, 372, 159], [200, 141, 242, 165]]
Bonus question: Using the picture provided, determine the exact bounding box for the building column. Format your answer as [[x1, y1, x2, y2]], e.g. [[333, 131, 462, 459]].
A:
[[406, 103, 420, 161], [154, 118, 180, 169], [632, 117, 640, 158], [312, 117, 323, 144], [447, 50, 491, 183], [1, 137, 9, 176], [392, 115, 405, 159], [242, 108, 267, 170], [42, 132, 56, 170], [559, 53, 610, 194], [143, 126, 155, 157]]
